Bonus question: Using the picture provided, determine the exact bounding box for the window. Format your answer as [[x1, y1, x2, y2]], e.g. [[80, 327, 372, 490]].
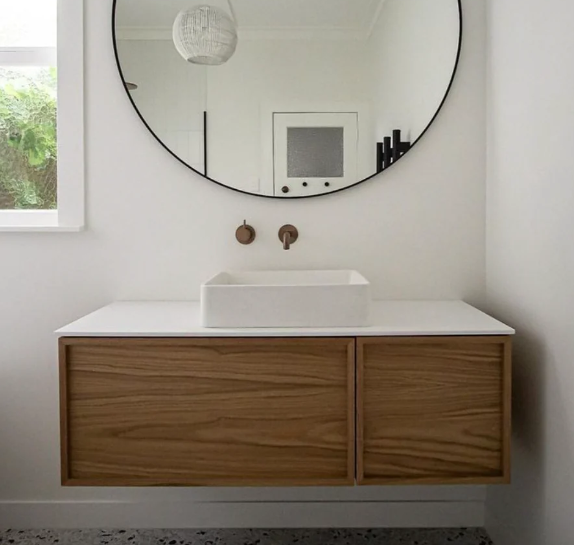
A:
[[0, 0, 84, 231]]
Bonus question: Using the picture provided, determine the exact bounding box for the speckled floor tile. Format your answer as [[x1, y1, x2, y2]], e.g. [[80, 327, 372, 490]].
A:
[[0, 529, 493, 545]]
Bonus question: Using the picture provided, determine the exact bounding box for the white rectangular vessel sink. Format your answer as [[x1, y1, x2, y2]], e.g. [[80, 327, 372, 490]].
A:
[[201, 270, 371, 328]]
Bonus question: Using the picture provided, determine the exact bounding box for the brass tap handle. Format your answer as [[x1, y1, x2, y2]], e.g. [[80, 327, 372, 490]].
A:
[[236, 220, 256, 245]]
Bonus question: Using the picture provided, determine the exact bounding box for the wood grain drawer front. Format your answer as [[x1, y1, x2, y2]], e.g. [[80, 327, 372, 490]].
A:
[[357, 337, 512, 485], [60, 337, 355, 487]]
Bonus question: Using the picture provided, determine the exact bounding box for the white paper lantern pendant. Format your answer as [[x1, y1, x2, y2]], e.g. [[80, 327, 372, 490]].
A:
[[173, 2, 238, 66]]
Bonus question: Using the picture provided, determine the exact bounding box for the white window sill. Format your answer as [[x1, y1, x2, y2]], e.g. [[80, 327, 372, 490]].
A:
[[0, 210, 84, 232]]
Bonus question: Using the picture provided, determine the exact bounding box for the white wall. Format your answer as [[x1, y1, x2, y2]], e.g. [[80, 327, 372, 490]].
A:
[[116, 37, 371, 194], [485, 0, 574, 544], [116, 40, 207, 174], [0, 0, 486, 528], [369, 0, 460, 143], [206, 39, 371, 193]]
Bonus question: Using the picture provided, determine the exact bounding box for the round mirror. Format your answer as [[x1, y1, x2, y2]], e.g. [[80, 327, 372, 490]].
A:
[[113, 0, 462, 198]]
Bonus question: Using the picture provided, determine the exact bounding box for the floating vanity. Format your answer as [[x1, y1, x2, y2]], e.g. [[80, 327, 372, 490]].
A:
[[57, 301, 514, 488]]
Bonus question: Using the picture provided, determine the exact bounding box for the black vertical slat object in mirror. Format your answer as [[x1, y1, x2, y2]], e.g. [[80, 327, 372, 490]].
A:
[[383, 137, 393, 171], [203, 111, 208, 178], [377, 130, 412, 172]]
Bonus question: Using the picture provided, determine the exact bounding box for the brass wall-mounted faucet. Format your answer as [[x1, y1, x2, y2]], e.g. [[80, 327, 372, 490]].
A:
[[278, 225, 299, 250], [235, 220, 256, 245]]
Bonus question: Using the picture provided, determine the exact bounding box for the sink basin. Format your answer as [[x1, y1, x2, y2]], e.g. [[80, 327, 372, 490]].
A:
[[201, 270, 371, 328]]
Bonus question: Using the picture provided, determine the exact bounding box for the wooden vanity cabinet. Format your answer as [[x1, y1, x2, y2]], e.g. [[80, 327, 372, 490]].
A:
[[59, 337, 355, 486], [357, 336, 512, 485], [59, 334, 511, 487]]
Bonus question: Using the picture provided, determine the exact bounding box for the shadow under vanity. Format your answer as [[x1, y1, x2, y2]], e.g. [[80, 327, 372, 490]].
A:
[[57, 300, 513, 487]]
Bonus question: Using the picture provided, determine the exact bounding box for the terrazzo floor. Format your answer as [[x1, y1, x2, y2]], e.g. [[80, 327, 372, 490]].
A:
[[0, 529, 493, 545]]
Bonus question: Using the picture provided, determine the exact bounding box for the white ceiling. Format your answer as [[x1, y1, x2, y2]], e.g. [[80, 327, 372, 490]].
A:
[[116, 0, 386, 33]]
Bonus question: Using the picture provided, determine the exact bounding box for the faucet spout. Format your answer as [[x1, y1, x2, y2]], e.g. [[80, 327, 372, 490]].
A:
[[278, 225, 299, 251]]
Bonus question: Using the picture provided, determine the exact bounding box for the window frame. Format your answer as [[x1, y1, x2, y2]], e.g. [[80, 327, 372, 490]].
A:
[[0, 0, 84, 232]]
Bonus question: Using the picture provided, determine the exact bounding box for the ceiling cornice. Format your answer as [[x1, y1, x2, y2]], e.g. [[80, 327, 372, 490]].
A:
[[116, 0, 389, 43]]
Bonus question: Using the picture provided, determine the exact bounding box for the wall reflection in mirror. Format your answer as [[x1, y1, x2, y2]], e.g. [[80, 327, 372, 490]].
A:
[[114, 0, 462, 198]]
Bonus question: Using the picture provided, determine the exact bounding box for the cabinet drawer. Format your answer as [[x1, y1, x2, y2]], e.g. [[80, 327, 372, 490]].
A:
[[60, 337, 355, 486], [357, 336, 511, 485]]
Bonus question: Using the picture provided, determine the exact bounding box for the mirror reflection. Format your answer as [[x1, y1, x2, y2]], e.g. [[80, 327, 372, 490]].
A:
[[114, 0, 461, 198]]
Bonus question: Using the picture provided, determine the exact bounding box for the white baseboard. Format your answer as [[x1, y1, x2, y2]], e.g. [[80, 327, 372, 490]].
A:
[[0, 501, 484, 529]]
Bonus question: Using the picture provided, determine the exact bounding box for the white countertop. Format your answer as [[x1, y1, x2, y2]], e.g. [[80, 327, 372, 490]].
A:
[[56, 301, 515, 337]]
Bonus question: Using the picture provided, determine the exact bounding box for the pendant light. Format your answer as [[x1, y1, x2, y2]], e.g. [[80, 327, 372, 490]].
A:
[[173, 1, 238, 66]]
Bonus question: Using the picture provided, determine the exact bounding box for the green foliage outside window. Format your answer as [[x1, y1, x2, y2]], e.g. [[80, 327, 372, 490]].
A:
[[0, 67, 57, 209]]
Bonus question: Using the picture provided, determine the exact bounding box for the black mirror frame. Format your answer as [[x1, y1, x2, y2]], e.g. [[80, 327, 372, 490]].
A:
[[112, 0, 463, 200]]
